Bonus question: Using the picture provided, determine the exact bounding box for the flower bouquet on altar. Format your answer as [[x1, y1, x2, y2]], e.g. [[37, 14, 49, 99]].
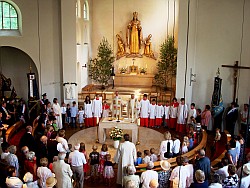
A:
[[109, 127, 124, 141]]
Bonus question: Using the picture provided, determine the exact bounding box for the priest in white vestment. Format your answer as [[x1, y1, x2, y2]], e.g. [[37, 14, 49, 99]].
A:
[[115, 134, 137, 186], [139, 94, 150, 127], [52, 98, 62, 129], [92, 94, 102, 126], [127, 94, 139, 123], [111, 91, 122, 118], [177, 98, 188, 133]]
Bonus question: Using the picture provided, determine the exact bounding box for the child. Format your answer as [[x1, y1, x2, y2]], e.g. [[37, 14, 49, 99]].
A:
[[149, 99, 156, 127], [70, 101, 78, 128], [169, 97, 179, 129], [188, 133, 194, 151], [135, 151, 143, 166], [89, 145, 99, 183], [102, 101, 110, 118], [142, 150, 151, 164], [155, 102, 164, 128], [80, 142, 89, 178], [177, 98, 188, 133], [182, 136, 189, 154], [215, 128, 221, 142], [187, 103, 197, 132], [45, 125, 54, 139], [51, 117, 58, 132], [164, 101, 170, 128], [78, 106, 84, 128], [172, 134, 181, 157], [66, 104, 71, 126], [98, 144, 109, 182], [61, 102, 66, 128], [103, 154, 114, 186], [150, 148, 158, 162], [84, 96, 93, 127], [92, 94, 102, 126], [139, 94, 150, 127]]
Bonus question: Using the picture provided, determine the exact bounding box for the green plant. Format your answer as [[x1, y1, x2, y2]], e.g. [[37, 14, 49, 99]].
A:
[[154, 36, 177, 90], [140, 67, 147, 74], [119, 67, 127, 74], [89, 38, 115, 87]]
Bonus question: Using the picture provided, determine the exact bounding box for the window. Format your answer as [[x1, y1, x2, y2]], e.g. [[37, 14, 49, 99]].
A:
[[83, 1, 88, 20], [0, 1, 18, 30]]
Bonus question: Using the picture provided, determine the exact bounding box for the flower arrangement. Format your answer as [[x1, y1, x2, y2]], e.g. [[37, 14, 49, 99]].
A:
[[109, 127, 124, 141], [140, 67, 147, 74]]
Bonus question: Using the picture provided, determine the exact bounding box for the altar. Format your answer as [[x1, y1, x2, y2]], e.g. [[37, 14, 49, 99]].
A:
[[98, 118, 138, 144], [114, 73, 154, 87]]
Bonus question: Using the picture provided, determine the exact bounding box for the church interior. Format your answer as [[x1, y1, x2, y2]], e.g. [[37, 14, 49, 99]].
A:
[[0, 0, 250, 187]]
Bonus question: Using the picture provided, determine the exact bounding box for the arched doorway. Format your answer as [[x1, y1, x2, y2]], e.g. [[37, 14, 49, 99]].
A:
[[0, 46, 39, 100]]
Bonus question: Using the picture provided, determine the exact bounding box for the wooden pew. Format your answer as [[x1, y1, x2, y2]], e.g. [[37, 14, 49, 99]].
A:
[[32, 118, 39, 136], [135, 129, 208, 174], [5, 121, 24, 142]]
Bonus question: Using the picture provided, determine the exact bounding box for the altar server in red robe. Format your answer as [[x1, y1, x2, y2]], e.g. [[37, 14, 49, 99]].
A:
[[177, 98, 188, 132], [149, 99, 156, 127], [169, 98, 179, 129], [139, 94, 150, 127], [155, 102, 164, 128], [92, 94, 102, 126], [164, 101, 170, 128]]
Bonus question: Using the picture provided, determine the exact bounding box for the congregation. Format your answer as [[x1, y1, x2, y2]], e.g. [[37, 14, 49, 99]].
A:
[[0, 91, 249, 188]]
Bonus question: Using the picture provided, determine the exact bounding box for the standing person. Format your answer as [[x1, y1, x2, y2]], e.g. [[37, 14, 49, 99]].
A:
[[177, 98, 188, 133], [172, 134, 181, 157], [78, 106, 84, 129], [20, 125, 36, 152], [201, 105, 212, 131], [7, 98, 16, 125], [70, 101, 78, 128], [155, 102, 164, 128], [164, 101, 170, 128], [158, 160, 172, 188], [53, 152, 73, 188], [103, 154, 114, 186], [187, 103, 197, 132], [139, 94, 150, 127], [66, 104, 71, 126], [6, 145, 19, 177], [159, 131, 173, 160], [140, 161, 158, 188], [127, 94, 139, 123], [84, 96, 93, 127], [149, 99, 156, 128], [92, 94, 102, 126], [0, 112, 8, 143], [98, 144, 109, 182], [37, 158, 53, 188], [0, 101, 11, 124], [41, 93, 49, 105], [60, 102, 66, 129], [89, 145, 99, 183], [111, 91, 122, 118], [115, 134, 137, 186], [52, 98, 62, 130], [102, 101, 110, 118], [194, 149, 211, 182], [68, 144, 87, 188], [240, 104, 249, 135], [169, 98, 179, 129], [226, 102, 238, 137], [5, 166, 23, 188]]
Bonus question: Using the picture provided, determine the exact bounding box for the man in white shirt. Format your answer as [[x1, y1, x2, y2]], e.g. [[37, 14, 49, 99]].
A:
[[183, 156, 194, 187], [92, 94, 102, 126], [68, 144, 87, 188], [240, 163, 250, 188], [172, 134, 180, 157], [139, 94, 150, 127], [140, 161, 158, 188], [215, 158, 229, 181], [127, 94, 139, 123]]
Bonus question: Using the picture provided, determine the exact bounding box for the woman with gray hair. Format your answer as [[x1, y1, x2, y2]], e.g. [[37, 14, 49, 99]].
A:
[[37, 157, 53, 188], [24, 151, 37, 180], [23, 172, 39, 188], [123, 165, 140, 188], [190, 170, 208, 188], [6, 145, 19, 177]]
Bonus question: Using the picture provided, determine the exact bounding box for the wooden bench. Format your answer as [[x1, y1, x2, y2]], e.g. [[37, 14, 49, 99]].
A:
[[5, 121, 24, 142], [135, 129, 208, 174], [32, 118, 39, 136]]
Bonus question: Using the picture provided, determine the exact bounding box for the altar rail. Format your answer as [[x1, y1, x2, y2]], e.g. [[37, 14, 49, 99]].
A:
[[135, 129, 207, 174], [6, 121, 24, 142]]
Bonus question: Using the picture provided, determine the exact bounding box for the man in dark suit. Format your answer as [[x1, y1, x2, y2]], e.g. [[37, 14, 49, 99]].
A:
[[226, 102, 239, 137], [0, 101, 11, 124], [41, 93, 49, 105], [19, 125, 36, 152], [47, 132, 59, 163]]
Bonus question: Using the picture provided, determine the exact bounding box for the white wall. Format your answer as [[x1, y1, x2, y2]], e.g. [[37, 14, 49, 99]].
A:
[[177, 0, 250, 109]]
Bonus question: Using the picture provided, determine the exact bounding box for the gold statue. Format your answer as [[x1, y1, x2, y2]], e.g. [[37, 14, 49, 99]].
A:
[[144, 34, 156, 60], [126, 12, 143, 57], [116, 34, 126, 59]]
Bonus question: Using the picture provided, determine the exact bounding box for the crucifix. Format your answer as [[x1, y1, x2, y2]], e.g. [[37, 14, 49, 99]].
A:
[[222, 61, 250, 103]]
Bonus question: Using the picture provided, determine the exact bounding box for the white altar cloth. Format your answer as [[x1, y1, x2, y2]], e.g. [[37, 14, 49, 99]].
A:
[[98, 118, 138, 144]]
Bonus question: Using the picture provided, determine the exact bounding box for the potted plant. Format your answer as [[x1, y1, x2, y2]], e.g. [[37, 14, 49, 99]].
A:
[[89, 37, 115, 89], [109, 127, 124, 148], [154, 36, 177, 91]]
